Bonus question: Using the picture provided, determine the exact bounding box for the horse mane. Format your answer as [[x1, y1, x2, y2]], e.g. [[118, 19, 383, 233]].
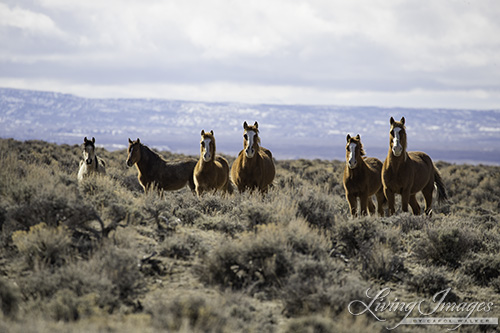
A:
[[139, 143, 164, 164], [358, 141, 366, 156]]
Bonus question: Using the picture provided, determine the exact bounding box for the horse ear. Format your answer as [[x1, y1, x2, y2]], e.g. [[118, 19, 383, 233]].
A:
[[84, 137, 88, 143], [128, 138, 133, 144], [390, 117, 395, 125], [346, 134, 351, 142], [243, 121, 248, 129], [92, 137, 95, 143], [400, 117, 405, 125], [137, 138, 140, 143], [210, 130, 214, 135], [254, 121, 258, 128], [201, 130, 205, 136], [356, 134, 360, 140]]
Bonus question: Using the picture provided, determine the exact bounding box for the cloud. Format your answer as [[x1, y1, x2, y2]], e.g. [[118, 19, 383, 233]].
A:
[[0, 0, 499, 108], [0, 3, 64, 35]]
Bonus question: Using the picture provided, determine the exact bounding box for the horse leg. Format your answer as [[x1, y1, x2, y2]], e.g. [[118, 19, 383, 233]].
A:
[[375, 190, 386, 217], [409, 194, 421, 215], [384, 187, 396, 216], [359, 194, 369, 216], [422, 181, 434, 215], [195, 185, 204, 197], [401, 189, 411, 213], [347, 193, 357, 218], [360, 194, 373, 216]]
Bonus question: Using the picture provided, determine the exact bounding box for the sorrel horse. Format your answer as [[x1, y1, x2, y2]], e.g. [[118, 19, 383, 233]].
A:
[[381, 117, 448, 216], [77, 137, 106, 182], [193, 130, 232, 196], [126, 138, 197, 193], [343, 134, 386, 217], [230, 121, 275, 193]]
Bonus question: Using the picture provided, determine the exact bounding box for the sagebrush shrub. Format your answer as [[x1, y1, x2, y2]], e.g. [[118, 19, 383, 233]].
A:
[[147, 293, 227, 332], [462, 253, 500, 286], [296, 188, 337, 230], [0, 277, 20, 318], [334, 217, 379, 258], [204, 224, 292, 293], [406, 266, 458, 302], [413, 226, 480, 268], [358, 241, 405, 282], [12, 223, 73, 268]]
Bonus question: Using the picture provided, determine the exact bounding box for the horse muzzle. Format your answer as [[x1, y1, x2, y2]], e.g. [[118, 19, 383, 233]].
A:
[[203, 152, 212, 162], [392, 146, 403, 157], [348, 160, 357, 169], [86, 158, 93, 165], [126, 159, 134, 167], [245, 148, 255, 158]]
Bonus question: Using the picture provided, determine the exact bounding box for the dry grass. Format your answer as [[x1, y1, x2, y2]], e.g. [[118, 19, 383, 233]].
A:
[[0, 138, 499, 332]]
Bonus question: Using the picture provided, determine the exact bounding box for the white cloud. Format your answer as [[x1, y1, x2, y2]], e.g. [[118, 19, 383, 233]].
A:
[[0, 0, 499, 108], [0, 2, 65, 36]]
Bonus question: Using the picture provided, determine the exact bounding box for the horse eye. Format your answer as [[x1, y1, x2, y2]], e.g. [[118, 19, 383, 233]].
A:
[[201, 141, 205, 147], [390, 130, 394, 136], [244, 134, 248, 140]]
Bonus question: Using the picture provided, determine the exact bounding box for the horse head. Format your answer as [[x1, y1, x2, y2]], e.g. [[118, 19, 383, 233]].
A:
[[346, 134, 365, 169], [243, 121, 260, 158], [83, 137, 96, 165], [200, 130, 215, 162], [126, 138, 142, 167], [389, 117, 406, 157]]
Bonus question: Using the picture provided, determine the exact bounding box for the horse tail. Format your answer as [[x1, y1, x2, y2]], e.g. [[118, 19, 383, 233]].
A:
[[188, 162, 197, 193], [434, 166, 448, 204]]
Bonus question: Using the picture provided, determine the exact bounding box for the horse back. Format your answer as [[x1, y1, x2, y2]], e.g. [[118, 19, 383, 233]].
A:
[[156, 158, 197, 190], [364, 157, 382, 174], [407, 151, 434, 190]]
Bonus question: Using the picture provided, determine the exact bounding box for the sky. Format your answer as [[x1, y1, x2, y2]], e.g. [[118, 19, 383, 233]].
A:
[[1, 0, 500, 109]]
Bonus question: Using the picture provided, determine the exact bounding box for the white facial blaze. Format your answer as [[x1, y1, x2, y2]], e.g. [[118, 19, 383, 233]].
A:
[[392, 127, 403, 156], [348, 142, 357, 169], [245, 130, 256, 158], [202, 138, 212, 162]]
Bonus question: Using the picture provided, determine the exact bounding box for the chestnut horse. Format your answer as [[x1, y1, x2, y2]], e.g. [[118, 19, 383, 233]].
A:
[[77, 137, 106, 182], [126, 138, 197, 193], [381, 117, 448, 216], [343, 134, 386, 217], [193, 130, 232, 196], [230, 121, 275, 193]]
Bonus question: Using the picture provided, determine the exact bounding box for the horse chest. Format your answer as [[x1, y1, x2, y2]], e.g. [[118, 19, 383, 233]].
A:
[[384, 164, 413, 190]]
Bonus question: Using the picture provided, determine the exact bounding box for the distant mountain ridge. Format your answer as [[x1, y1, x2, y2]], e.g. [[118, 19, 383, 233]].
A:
[[1, 87, 499, 164]]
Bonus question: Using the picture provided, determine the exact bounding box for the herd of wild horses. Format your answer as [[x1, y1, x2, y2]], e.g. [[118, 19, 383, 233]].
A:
[[78, 117, 448, 217]]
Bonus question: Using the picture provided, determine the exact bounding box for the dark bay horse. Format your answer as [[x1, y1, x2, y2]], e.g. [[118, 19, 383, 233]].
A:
[[126, 138, 196, 193], [381, 117, 448, 216], [193, 130, 232, 196], [78, 137, 106, 182], [343, 134, 385, 217], [230, 121, 275, 193]]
